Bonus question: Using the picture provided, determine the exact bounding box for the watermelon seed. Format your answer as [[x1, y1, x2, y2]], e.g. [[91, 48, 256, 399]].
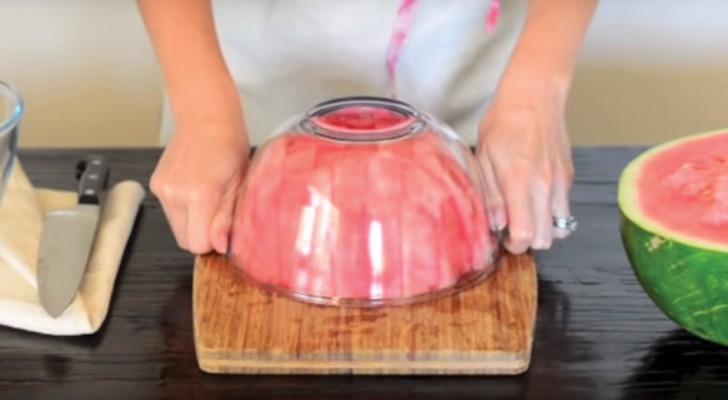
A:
[[648, 236, 665, 251]]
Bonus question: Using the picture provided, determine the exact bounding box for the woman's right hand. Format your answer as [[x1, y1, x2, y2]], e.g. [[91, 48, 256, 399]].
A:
[[151, 116, 250, 255], [137, 0, 251, 254]]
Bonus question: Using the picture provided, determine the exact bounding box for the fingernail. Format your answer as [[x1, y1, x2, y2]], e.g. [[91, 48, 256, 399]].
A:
[[532, 239, 552, 250], [215, 231, 229, 255], [493, 208, 507, 231], [222, 233, 230, 254]]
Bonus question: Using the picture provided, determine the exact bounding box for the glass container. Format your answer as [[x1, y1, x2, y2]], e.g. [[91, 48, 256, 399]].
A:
[[0, 81, 23, 203], [228, 97, 500, 306]]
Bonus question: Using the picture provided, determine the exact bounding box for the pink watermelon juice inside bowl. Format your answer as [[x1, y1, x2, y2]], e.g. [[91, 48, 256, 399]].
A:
[[618, 128, 728, 345], [228, 97, 501, 307]]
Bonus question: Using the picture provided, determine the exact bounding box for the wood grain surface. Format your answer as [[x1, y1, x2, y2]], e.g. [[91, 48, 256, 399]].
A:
[[193, 252, 537, 375]]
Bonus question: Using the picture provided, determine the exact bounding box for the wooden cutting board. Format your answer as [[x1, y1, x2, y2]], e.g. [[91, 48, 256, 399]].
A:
[[193, 251, 537, 375]]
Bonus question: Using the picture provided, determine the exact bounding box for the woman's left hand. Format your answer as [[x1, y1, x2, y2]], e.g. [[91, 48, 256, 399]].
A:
[[476, 75, 575, 254]]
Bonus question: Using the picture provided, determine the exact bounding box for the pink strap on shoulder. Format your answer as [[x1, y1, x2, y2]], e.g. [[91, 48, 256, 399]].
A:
[[386, 0, 419, 99], [486, 0, 501, 33], [386, 0, 501, 99]]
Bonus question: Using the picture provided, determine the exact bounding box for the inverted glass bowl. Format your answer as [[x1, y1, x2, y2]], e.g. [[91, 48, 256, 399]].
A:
[[0, 81, 23, 204], [228, 97, 500, 306]]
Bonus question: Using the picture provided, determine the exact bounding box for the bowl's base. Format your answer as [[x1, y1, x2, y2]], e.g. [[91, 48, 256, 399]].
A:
[[192, 252, 537, 375]]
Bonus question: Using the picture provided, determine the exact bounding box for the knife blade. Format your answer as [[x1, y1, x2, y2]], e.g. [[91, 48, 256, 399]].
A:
[[38, 155, 110, 318]]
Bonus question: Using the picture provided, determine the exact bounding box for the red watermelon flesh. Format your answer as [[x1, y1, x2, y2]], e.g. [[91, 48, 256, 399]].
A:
[[438, 195, 472, 278], [331, 145, 373, 299], [331, 207, 372, 300], [230, 139, 285, 257], [639, 134, 728, 245], [312, 106, 414, 133], [301, 144, 340, 297], [274, 138, 318, 292], [229, 138, 290, 285], [410, 132, 492, 272], [431, 137, 495, 271], [365, 149, 405, 299], [459, 143, 498, 270], [390, 137, 468, 284], [373, 141, 415, 298], [230, 128, 495, 303]]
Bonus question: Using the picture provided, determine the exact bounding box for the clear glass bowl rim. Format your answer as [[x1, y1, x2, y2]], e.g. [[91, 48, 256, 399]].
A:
[[0, 81, 24, 135]]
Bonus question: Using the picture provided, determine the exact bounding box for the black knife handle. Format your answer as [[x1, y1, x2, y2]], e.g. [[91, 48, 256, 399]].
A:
[[76, 155, 110, 205]]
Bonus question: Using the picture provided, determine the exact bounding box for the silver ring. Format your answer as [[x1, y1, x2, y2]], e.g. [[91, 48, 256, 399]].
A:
[[552, 216, 578, 232]]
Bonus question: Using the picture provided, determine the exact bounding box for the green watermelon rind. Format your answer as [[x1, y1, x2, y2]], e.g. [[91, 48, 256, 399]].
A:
[[618, 128, 728, 253], [620, 213, 728, 346], [618, 127, 728, 346]]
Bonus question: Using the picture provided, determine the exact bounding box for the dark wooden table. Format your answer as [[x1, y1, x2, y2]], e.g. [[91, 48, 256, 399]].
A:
[[2, 147, 727, 400]]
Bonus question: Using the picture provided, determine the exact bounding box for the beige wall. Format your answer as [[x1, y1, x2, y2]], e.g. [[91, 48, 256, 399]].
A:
[[567, 0, 728, 145], [0, 0, 163, 148], [1, 0, 727, 148]]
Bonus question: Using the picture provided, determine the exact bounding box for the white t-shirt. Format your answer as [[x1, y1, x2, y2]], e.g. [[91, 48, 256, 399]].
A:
[[159, 0, 526, 146]]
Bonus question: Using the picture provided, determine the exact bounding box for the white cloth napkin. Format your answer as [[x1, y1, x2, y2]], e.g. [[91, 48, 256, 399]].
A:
[[0, 159, 144, 336]]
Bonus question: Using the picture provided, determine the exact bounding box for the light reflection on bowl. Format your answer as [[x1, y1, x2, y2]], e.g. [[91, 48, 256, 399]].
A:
[[0, 81, 23, 204]]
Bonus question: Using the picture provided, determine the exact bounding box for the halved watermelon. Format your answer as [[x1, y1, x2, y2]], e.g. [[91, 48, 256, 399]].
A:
[[229, 118, 497, 305], [618, 128, 728, 346], [365, 150, 404, 300], [228, 138, 288, 285], [330, 146, 372, 299]]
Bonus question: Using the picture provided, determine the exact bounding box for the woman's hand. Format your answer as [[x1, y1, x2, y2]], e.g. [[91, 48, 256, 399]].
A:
[[475, 0, 598, 253], [476, 75, 575, 254], [137, 0, 250, 254], [151, 116, 249, 255]]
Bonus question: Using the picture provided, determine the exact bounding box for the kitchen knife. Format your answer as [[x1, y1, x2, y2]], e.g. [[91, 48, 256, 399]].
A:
[[38, 155, 110, 318]]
